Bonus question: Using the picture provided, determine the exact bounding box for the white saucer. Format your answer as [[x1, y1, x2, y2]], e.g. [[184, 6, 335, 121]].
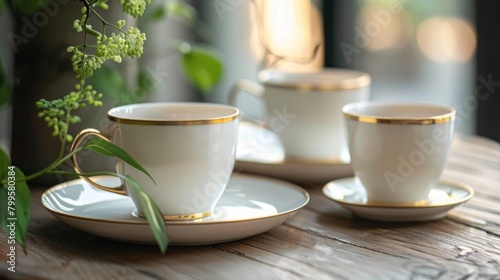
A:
[[42, 173, 309, 245], [322, 177, 474, 222], [235, 122, 353, 184]]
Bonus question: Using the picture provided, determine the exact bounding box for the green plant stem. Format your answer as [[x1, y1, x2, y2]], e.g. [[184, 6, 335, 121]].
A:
[[83, 0, 126, 34], [48, 170, 117, 178], [0, 146, 84, 185], [2, 109, 80, 185], [47, 169, 169, 254], [58, 112, 71, 158], [81, 0, 91, 52]]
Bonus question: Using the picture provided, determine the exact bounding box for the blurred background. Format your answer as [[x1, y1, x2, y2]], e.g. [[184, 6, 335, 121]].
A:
[[0, 0, 498, 173]]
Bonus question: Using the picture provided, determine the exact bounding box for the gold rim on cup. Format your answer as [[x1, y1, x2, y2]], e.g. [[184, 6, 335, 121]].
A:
[[343, 102, 456, 125], [108, 103, 240, 126], [258, 69, 371, 91]]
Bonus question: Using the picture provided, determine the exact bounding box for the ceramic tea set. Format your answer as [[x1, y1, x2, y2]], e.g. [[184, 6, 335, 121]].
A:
[[41, 68, 474, 245]]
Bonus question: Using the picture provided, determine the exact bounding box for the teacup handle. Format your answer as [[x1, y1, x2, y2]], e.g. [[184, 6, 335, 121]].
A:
[[70, 128, 127, 196], [228, 79, 266, 126]]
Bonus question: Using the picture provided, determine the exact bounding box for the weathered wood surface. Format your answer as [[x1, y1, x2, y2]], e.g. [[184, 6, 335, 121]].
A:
[[1, 134, 500, 280]]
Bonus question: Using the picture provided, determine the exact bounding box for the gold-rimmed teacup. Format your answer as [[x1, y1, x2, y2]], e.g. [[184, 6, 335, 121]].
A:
[[229, 68, 371, 161], [70, 102, 239, 220], [343, 101, 455, 205]]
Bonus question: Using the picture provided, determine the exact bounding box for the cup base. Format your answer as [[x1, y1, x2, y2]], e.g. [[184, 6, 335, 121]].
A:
[[135, 210, 213, 221], [365, 198, 429, 207]]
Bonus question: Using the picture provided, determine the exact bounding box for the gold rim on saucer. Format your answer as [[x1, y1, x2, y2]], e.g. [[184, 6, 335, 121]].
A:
[[322, 178, 474, 209], [41, 174, 310, 227]]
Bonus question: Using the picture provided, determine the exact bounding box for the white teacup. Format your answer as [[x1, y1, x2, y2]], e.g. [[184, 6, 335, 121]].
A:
[[343, 101, 455, 205], [71, 102, 239, 220], [229, 68, 370, 161]]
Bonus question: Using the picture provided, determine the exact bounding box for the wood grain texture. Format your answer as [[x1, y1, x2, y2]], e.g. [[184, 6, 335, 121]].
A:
[[1, 134, 500, 279]]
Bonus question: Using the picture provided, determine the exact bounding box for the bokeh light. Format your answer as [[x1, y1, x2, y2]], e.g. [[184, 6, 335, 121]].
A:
[[417, 17, 476, 63]]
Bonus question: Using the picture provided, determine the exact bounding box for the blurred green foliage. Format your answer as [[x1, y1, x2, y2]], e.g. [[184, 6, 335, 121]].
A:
[[91, 0, 224, 104]]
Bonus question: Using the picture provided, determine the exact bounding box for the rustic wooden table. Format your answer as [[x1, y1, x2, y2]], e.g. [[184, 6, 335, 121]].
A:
[[1, 135, 500, 279]]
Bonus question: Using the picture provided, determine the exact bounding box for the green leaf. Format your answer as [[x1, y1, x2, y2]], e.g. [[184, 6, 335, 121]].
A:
[[137, 69, 154, 92], [151, 5, 166, 19], [0, 147, 9, 233], [0, 59, 11, 107], [83, 138, 155, 183], [90, 66, 127, 102], [152, 0, 196, 23], [90, 66, 136, 105], [181, 45, 223, 92], [132, 70, 154, 101], [0, 186, 8, 235], [13, 169, 30, 250], [123, 175, 168, 253], [0, 147, 9, 235], [0, 146, 8, 180], [13, 0, 47, 15], [166, 0, 196, 22], [0, 167, 31, 251]]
